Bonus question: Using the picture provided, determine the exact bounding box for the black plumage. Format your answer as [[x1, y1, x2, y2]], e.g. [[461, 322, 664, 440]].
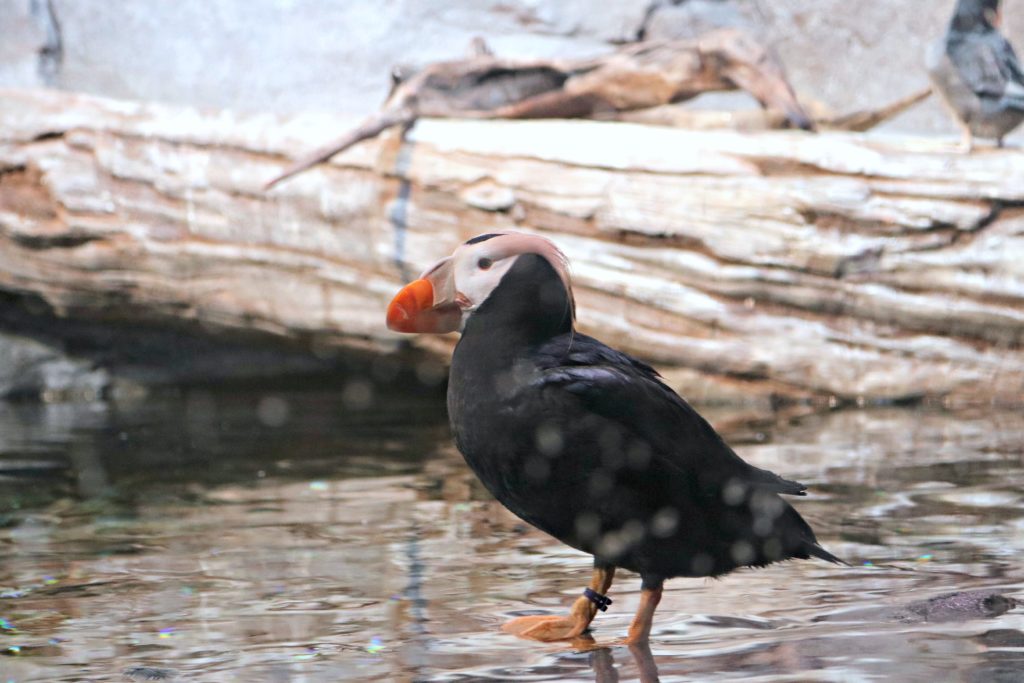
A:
[[388, 235, 841, 642], [448, 254, 838, 581], [928, 0, 1024, 148]]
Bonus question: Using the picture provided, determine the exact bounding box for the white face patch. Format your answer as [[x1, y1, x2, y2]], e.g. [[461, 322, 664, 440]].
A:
[[448, 233, 574, 327], [451, 243, 519, 321]]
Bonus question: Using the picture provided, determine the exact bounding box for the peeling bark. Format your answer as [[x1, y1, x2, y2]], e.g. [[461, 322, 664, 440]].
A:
[[1, 88, 1023, 405]]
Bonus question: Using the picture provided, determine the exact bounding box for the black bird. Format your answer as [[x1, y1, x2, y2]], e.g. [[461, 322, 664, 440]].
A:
[[386, 232, 842, 643], [927, 0, 1024, 150]]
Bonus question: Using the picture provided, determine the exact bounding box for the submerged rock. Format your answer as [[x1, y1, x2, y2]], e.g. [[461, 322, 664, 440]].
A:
[[123, 666, 178, 681], [0, 330, 108, 400], [891, 591, 1019, 624], [820, 590, 1020, 624]]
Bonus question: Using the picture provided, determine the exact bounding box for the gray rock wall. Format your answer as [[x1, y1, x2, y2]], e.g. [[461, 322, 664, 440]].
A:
[[1, 0, 1023, 139]]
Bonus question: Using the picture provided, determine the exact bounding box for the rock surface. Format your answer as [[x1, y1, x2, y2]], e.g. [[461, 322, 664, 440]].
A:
[[820, 590, 1020, 624], [1, 88, 1022, 405], [0, 328, 106, 400], [1, 0, 1023, 141]]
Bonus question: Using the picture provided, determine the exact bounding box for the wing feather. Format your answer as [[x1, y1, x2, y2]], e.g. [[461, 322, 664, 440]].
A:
[[950, 32, 1024, 107], [530, 335, 807, 497]]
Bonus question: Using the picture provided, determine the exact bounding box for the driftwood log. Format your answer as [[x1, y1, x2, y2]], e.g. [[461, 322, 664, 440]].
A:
[[617, 87, 936, 133], [264, 29, 814, 188], [1, 88, 1023, 406]]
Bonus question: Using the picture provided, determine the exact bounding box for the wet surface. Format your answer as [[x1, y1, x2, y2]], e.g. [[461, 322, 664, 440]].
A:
[[0, 382, 1022, 682]]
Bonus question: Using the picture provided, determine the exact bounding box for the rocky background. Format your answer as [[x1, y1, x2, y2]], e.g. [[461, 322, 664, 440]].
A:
[[1, 0, 1023, 405], [2, 0, 1023, 137]]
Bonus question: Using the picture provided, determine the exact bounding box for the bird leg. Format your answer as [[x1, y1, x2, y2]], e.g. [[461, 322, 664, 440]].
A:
[[502, 566, 616, 641], [623, 580, 664, 645]]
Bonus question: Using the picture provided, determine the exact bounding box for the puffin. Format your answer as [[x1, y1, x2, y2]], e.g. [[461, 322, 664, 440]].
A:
[[386, 232, 842, 644], [927, 0, 1024, 150]]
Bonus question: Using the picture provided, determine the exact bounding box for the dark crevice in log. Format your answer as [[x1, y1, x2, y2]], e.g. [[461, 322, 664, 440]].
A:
[[834, 248, 885, 279], [0, 290, 443, 395], [743, 156, 849, 178], [0, 163, 28, 179], [8, 232, 104, 249], [962, 202, 1004, 234], [440, 149, 725, 179], [30, 130, 64, 143], [796, 207, 967, 238]]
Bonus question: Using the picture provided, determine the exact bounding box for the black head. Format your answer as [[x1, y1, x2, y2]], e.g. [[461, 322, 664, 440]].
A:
[[386, 232, 575, 339], [951, 0, 1001, 32], [465, 252, 574, 345]]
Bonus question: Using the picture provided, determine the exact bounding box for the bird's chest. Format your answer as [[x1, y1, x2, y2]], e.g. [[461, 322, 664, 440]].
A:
[[446, 354, 557, 502]]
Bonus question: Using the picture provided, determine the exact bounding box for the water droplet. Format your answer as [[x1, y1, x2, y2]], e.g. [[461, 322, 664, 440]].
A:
[[730, 540, 755, 565], [626, 441, 652, 470], [574, 512, 600, 541], [621, 520, 645, 544], [534, 422, 564, 457], [753, 516, 774, 537], [596, 531, 627, 559], [257, 396, 290, 427], [651, 507, 679, 538], [722, 479, 747, 506], [341, 380, 374, 410], [414, 360, 447, 387], [690, 553, 714, 575]]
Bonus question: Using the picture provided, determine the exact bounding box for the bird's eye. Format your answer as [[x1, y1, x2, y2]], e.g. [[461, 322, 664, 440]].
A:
[[477, 257, 493, 270]]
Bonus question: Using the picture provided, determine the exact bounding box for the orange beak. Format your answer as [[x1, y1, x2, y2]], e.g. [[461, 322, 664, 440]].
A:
[[386, 277, 462, 333]]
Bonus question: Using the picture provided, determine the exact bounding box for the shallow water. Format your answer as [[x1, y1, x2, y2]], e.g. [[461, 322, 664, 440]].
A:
[[0, 381, 1022, 682]]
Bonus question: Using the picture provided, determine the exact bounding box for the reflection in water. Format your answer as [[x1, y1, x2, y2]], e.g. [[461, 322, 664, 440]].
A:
[[585, 642, 659, 683], [0, 393, 1022, 682]]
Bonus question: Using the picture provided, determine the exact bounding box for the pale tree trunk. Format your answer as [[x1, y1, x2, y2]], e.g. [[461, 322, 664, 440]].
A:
[[1, 88, 1022, 405]]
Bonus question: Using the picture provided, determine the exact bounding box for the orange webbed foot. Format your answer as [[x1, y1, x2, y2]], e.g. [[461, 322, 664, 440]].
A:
[[502, 567, 616, 643], [502, 613, 588, 641]]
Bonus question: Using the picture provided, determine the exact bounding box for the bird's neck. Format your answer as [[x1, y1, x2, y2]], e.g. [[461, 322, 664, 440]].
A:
[[447, 254, 574, 454], [951, 0, 995, 32], [459, 253, 574, 362]]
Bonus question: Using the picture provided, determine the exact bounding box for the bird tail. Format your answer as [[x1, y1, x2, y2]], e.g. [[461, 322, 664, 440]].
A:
[[804, 540, 848, 566]]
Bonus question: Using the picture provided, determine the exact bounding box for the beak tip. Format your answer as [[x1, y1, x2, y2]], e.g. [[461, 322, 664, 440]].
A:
[[385, 303, 409, 332], [386, 278, 435, 333]]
